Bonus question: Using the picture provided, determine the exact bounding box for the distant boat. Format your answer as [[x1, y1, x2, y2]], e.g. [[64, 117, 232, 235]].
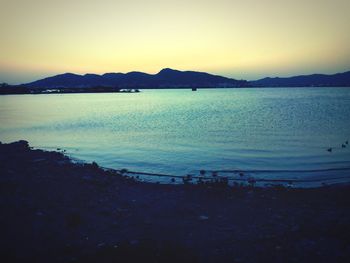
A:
[[192, 88, 197, 91]]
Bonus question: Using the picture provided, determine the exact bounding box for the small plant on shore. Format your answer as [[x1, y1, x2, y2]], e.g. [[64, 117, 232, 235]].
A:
[[197, 177, 204, 185], [91, 161, 99, 169], [120, 168, 128, 174], [247, 177, 256, 187], [219, 177, 229, 186], [182, 174, 192, 184]]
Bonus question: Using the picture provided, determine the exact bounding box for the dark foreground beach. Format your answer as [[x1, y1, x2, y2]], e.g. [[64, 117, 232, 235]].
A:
[[0, 141, 349, 263]]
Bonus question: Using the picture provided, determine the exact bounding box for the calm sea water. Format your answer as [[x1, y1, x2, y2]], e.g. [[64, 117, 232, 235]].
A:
[[1, 88, 350, 186]]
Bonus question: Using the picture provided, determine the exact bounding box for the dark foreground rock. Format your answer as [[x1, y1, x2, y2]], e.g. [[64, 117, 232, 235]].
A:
[[0, 141, 349, 263]]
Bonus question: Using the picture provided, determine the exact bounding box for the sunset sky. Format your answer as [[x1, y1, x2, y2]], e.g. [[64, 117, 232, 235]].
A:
[[1, 0, 349, 84]]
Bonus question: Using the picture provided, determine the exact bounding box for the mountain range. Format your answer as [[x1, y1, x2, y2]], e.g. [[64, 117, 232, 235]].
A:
[[3, 69, 350, 91], [251, 71, 350, 87], [23, 68, 248, 89]]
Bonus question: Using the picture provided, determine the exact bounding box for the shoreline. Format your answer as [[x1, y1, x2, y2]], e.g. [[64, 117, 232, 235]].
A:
[[2, 86, 350, 95], [30, 144, 350, 189], [0, 141, 349, 262]]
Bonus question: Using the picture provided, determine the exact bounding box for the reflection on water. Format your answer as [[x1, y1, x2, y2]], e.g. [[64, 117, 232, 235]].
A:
[[0, 88, 350, 186]]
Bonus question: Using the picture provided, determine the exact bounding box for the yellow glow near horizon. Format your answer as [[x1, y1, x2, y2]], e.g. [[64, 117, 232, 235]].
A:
[[0, 0, 349, 83]]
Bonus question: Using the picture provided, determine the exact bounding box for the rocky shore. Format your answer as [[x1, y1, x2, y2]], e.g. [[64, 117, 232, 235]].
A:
[[0, 141, 349, 263]]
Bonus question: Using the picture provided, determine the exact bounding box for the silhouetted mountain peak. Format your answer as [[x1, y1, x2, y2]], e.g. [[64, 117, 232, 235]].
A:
[[158, 68, 179, 74], [102, 72, 124, 77], [251, 71, 350, 87], [84, 73, 101, 77], [60, 73, 79, 77], [126, 71, 152, 77]]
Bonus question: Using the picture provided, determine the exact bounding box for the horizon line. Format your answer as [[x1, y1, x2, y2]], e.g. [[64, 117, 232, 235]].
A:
[[1, 68, 350, 86], [13, 68, 350, 85]]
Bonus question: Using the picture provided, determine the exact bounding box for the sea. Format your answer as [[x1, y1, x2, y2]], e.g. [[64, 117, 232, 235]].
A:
[[1, 88, 350, 187]]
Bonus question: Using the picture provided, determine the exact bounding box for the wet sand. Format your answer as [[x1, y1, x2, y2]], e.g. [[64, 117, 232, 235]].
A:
[[0, 141, 349, 262]]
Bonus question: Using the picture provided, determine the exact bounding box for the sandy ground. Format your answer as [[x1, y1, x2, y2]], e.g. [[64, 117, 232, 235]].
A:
[[0, 140, 349, 263]]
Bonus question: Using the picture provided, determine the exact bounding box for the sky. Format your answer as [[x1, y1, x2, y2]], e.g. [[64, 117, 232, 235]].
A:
[[0, 0, 349, 84]]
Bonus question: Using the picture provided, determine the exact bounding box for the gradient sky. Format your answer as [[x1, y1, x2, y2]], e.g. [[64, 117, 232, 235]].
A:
[[1, 0, 349, 84]]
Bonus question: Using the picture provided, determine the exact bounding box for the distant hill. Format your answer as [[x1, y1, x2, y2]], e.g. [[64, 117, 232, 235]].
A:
[[23, 68, 249, 89], [3, 69, 350, 94], [251, 71, 350, 87]]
